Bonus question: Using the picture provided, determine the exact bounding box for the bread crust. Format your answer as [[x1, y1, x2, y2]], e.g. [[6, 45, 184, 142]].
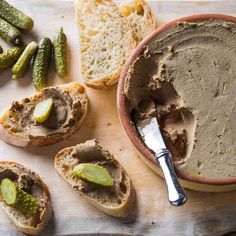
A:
[[54, 142, 136, 218], [135, 0, 157, 30], [0, 120, 29, 147], [119, 0, 156, 43], [76, 0, 136, 89], [83, 67, 122, 89], [0, 161, 52, 235], [0, 82, 88, 147]]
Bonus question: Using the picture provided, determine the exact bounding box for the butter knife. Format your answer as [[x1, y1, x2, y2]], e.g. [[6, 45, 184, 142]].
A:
[[134, 113, 187, 206]]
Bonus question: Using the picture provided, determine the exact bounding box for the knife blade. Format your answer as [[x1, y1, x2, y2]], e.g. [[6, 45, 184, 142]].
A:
[[133, 105, 187, 206], [135, 115, 166, 153]]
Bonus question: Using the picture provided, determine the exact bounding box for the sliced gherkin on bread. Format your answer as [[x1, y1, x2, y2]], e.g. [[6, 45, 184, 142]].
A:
[[54, 139, 136, 218], [0, 161, 52, 235], [1, 178, 39, 216], [33, 98, 53, 123], [73, 163, 114, 187], [0, 82, 88, 147]]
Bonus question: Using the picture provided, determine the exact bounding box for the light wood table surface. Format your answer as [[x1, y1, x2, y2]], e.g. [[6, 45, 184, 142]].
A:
[[0, 1, 236, 235]]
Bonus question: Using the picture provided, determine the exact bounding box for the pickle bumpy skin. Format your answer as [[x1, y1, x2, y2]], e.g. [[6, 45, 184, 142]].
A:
[[0, 178, 39, 216], [32, 38, 52, 90], [53, 27, 68, 77], [0, 18, 22, 45], [0, 46, 23, 72], [73, 163, 114, 187], [12, 41, 38, 80], [0, 0, 34, 30]]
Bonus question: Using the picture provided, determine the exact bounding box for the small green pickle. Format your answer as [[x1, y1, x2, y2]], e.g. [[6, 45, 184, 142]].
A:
[[12, 41, 38, 80], [73, 163, 114, 187], [0, 0, 34, 30], [53, 27, 68, 78], [0, 46, 23, 72], [0, 17, 22, 45], [32, 38, 52, 90]]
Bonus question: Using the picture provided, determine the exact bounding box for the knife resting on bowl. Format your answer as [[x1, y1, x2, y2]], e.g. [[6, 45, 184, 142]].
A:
[[133, 103, 187, 206]]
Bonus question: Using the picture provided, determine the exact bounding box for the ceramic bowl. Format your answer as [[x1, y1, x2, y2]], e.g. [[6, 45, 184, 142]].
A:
[[117, 14, 236, 192]]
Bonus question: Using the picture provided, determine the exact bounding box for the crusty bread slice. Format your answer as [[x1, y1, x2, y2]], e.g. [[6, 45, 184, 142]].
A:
[[0, 161, 52, 235], [119, 0, 156, 43], [75, 0, 136, 89], [0, 82, 88, 147], [55, 139, 136, 218]]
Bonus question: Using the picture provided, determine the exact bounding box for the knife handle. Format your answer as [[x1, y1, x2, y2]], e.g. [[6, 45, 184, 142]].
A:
[[156, 148, 187, 206]]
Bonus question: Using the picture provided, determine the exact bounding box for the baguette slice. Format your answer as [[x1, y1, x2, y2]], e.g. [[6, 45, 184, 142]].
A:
[[0, 161, 52, 235], [75, 0, 136, 89], [119, 0, 156, 43], [0, 82, 88, 147], [55, 139, 136, 218]]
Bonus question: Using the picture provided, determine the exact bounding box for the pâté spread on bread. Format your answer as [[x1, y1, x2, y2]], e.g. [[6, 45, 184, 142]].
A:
[[0, 162, 52, 235], [125, 19, 236, 179], [0, 83, 88, 146], [55, 139, 135, 218]]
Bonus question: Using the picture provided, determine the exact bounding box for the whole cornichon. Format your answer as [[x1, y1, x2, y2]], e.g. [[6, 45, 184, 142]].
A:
[[33, 38, 52, 90], [0, 18, 22, 45], [53, 27, 68, 77], [0, 46, 23, 72], [0, 0, 34, 30], [12, 41, 38, 80]]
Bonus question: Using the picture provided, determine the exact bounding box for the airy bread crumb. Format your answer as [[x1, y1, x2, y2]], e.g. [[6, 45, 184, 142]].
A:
[[75, 0, 136, 89], [119, 0, 156, 43]]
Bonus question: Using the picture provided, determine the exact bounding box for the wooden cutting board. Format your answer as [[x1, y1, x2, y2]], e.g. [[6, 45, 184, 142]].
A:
[[0, 0, 236, 235]]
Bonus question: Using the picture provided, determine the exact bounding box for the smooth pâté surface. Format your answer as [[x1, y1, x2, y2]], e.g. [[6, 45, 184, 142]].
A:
[[122, 17, 236, 181]]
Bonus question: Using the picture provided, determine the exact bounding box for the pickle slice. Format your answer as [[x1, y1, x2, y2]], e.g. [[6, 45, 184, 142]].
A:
[[33, 98, 53, 123], [1, 178, 17, 205], [73, 163, 114, 187], [0, 178, 39, 216]]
